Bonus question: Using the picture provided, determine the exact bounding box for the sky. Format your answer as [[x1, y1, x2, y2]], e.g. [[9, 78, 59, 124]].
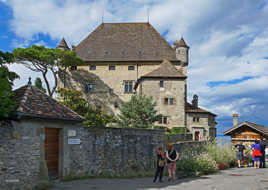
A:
[[1, 0, 268, 135]]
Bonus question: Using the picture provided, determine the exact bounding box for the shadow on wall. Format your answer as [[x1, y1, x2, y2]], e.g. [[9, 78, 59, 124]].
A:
[[59, 69, 124, 116]]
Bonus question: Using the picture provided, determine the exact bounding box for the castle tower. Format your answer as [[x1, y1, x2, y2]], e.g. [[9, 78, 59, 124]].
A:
[[56, 38, 70, 51], [173, 37, 189, 64]]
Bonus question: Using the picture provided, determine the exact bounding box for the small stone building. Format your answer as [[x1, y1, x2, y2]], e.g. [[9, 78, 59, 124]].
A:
[[57, 22, 217, 140], [224, 114, 268, 146], [0, 83, 84, 189]]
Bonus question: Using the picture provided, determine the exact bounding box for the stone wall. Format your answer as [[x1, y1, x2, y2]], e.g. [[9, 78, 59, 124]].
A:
[[0, 119, 205, 189], [0, 121, 41, 190]]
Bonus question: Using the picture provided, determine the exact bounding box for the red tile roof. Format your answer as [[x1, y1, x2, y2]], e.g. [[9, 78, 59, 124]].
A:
[[75, 23, 177, 62], [12, 85, 84, 122]]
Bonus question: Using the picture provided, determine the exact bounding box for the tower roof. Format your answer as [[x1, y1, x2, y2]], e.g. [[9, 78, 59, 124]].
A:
[[75, 23, 177, 62], [57, 38, 70, 50], [174, 37, 189, 48]]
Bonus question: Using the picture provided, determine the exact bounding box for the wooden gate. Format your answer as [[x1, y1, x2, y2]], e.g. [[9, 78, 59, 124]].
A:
[[45, 128, 59, 179]]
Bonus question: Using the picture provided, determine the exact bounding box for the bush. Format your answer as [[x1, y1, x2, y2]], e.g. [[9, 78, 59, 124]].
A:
[[177, 153, 218, 175]]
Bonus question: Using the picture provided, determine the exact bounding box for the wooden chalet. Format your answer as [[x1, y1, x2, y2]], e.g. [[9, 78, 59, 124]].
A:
[[224, 114, 268, 145]]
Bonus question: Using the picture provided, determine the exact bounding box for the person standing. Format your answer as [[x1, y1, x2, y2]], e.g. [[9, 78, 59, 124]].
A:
[[234, 141, 245, 168], [153, 146, 165, 183], [260, 138, 266, 168], [251, 140, 262, 168], [166, 144, 179, 181]]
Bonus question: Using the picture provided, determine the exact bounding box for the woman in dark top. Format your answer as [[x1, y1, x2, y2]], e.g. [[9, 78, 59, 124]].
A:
[[153, 146, 165, 182], [166, 144, 179, 181]]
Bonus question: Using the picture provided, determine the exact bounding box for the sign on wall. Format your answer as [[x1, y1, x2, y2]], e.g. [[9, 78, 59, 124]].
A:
[[68, 130, 76, 137], [68, 138, 81, 145]]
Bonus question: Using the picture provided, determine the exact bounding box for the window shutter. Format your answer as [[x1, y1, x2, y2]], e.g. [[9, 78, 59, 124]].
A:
[[174, 98, 176, 105]]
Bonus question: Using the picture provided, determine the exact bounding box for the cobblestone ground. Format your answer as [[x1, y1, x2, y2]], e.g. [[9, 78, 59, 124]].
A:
[[50, 167, 268, 190]]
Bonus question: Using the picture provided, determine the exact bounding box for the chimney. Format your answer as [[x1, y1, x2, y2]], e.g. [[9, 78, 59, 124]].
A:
[[232, 113, 239, 126], [192, 94, 198, 108]]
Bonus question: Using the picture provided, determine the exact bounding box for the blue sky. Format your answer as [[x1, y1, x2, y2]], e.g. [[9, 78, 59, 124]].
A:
[[1, 0, 268, 135]]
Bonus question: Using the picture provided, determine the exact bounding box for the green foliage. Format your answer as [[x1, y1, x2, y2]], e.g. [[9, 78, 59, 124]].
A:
[[58, 88, 115, 127], [165, 127, 185, 135], [34, 77, 46, 93], [117, 94, 159, 128], [0, 51, 19, 119], [153, 125, 167, 130], [84, 109, 116, 128], [206, 141, 236, 169], [57, 88, 88, 116], [177, 153, 218, 175], [13, 45, 84, 96], [177, 141, 236, 175]]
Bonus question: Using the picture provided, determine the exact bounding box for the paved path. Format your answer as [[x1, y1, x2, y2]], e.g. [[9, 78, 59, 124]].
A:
[[51, 168, 268, 190]]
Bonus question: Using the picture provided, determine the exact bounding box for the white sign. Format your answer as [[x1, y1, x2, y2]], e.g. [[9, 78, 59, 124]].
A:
[[6, 179, 20, 183], [68, 138, 81, 145], [68, 130, 76, 137]]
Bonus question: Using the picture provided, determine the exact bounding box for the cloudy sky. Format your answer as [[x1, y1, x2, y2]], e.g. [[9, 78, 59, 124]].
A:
[[1, 0, 268, 135]]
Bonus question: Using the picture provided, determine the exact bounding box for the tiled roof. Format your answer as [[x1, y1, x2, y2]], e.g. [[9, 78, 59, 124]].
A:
[[140, 59, 186, 79], [57, 38, 70, 50], [174, 37, 189, 48], [75, 22, 177, 62], [224, 121, 268, 136], [186, 102, 217, 116], [12, 85, 84, 122]]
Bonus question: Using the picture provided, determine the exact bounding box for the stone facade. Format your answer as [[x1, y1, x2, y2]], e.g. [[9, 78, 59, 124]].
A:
[[186, 113, 216, 141], [137, 78, 186, 127]]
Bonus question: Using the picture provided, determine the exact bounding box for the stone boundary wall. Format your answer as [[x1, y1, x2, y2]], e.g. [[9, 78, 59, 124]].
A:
[[0, 120, 205, 189], [0, 121, 41, 190]]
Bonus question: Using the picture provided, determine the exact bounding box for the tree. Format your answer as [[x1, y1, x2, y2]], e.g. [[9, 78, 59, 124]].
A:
[[0, 51, 19, 118], [34, 77, 46, 93], [57, 88, 89, 116], [117, 94, 159, 128], [13, 45, 84, 97], [57, 88, 115, 127]]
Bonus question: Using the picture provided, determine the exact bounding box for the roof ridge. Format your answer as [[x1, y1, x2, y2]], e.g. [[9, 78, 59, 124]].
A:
[[14, 85, 30, 113]]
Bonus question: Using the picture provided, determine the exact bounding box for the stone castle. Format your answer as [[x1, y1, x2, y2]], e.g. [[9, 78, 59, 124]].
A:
[[57, 22, 217, 140]]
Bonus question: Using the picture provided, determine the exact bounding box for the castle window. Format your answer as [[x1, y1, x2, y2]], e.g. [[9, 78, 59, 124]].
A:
[[70, 66, 77, 70], [85, 83, 94, 93], [124, 80, 134, 93], [170, 98, 174, 105], [160, 80, 164, 88], [114, 102, 118, 108], [164, 98, 169, 105], [128, 66, 135, 70], [109, 65, 115, 70], [159, 116, 168, 124], [89, 65, 96, 70], [193, 117, 200, 122], [164, 98, 175, 105]]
